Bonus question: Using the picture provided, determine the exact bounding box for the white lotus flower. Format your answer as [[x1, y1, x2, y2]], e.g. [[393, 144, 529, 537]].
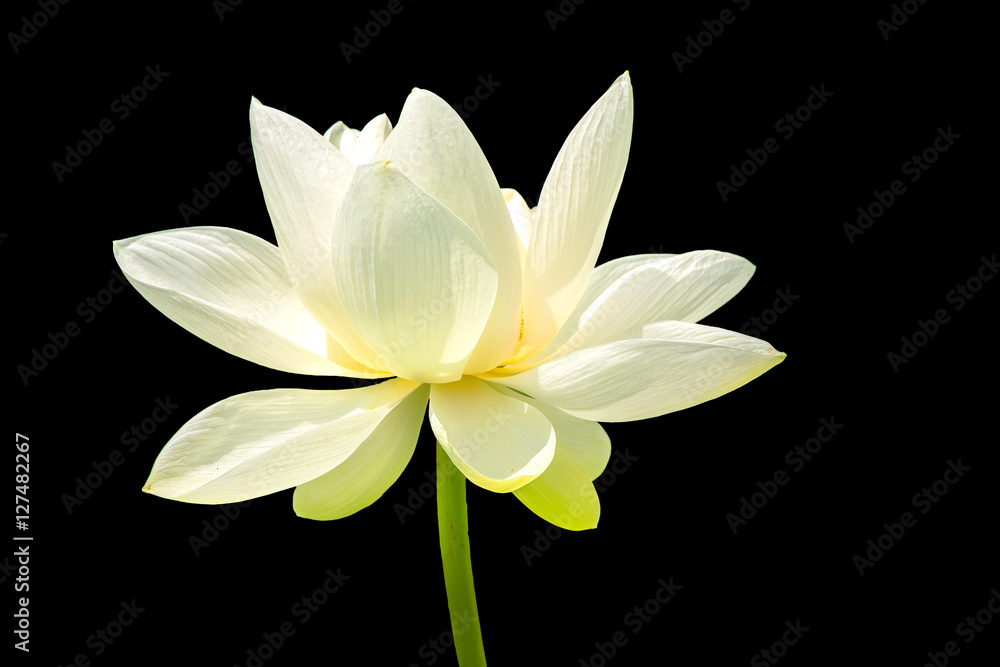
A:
[[114, 73, 784, 531]]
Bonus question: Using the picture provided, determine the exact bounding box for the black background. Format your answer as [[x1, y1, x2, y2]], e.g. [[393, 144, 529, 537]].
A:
[[7, 1, 996, 665]]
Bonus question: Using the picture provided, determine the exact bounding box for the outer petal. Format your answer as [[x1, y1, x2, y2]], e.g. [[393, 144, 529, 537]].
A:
[[375, 89, 522, 373], [143, 379, 422, 503], [429, 377, 555, 493], [507, 251, 754, 371], [333, 162, 498, 383], [250, 99, 384, 370], [293, 383, 429, 520], [488, 321, 785, 422], [513, 440, 600, 531], [491, 387, 607, 530], [113, 227, 387, 378], [517, 72, 634, 362]]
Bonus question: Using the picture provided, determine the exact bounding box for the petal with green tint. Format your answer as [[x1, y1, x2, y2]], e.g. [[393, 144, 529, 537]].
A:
[[513, 440, 600, 531], [293, 384, 429, 521], [492, 387, 606, 529]]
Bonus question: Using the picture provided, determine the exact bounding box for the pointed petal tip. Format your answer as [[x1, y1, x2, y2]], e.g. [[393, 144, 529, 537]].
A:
[[762, 348, 787, 369], [249, 98, 264, 122]]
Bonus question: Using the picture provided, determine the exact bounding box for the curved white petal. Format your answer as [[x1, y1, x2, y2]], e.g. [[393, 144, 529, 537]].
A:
[[333, 162, 498, 383], [509, 251, 754, 371], [293, 383, 429, 521], [375, 89, 522, 373], [517, 72, 634, 362], [143, 379, 423, 503], [324, 121, 360, 153], [250, 99, 383, 370], [429, 377, 555, 493], [489, 321, 785, 422], [113, 227, 387, 378], [339, 114, 393, 166]]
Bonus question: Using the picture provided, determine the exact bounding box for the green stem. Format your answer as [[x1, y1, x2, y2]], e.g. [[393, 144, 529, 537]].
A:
[[436, 442, 487, 667]]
